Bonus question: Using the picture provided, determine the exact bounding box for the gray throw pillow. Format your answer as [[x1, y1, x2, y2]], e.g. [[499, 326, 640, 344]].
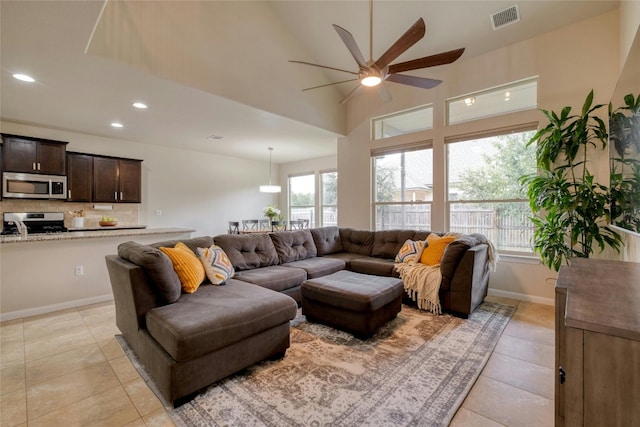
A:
[[118, 241, 182, 303]]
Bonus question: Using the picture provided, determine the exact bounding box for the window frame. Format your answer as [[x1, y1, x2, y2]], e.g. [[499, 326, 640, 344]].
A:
[[371, 104, 434, 140]]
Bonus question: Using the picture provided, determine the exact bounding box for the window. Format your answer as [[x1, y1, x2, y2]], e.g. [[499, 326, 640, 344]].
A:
[[320, 170, 338, 226], [373, 145, 432, 230], [446, 78, 537, 125], [289, 174, 315, 227], [447, 127, 537, 253], [372, 104, 433, 140]]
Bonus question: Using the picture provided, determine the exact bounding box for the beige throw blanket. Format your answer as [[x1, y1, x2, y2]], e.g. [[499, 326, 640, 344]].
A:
[[394, 262, 443, 315]]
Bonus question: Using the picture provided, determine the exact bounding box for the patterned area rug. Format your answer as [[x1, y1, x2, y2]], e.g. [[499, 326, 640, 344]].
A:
[[169, 301, 515, 427]]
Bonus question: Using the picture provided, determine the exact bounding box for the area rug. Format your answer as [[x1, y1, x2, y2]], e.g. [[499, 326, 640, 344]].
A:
[[157, 300, 515, 427]]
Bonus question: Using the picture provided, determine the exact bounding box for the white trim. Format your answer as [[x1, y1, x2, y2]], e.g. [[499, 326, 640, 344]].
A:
[[487, 288, 554, 306], [499, 254, 541, 264], [0, 294, 114, 322]]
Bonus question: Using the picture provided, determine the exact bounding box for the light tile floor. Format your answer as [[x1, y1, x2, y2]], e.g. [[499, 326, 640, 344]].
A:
[[1, 296, 554, 426]]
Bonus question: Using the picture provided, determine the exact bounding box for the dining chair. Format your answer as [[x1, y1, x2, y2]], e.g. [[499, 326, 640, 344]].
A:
[[242, 219, 259, 231], [271, 220, 286, 232], [228, 221, 240, 234], [289, 220, 304, 230], [258, 219, 271, 231]]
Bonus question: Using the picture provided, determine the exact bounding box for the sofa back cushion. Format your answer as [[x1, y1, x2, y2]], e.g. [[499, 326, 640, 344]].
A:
[[214, 233, 279, 271], [371, 230, 419, 259], [270, 230, 317, 263], [150, 236, 214, 254], [118, 241, 182, 303], [310, 226, 344, 256], [339, 228, 375, 256]]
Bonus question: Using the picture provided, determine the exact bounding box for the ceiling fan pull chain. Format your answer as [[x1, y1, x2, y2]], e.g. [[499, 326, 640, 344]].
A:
[[369, 0, 373, 62]]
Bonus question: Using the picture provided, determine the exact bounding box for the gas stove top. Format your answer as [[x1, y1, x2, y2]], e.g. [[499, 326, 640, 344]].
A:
[[1, 212, 68, 235]]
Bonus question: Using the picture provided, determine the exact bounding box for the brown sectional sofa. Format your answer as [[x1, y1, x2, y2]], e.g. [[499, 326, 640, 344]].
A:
[[105, 226, 492, 405]]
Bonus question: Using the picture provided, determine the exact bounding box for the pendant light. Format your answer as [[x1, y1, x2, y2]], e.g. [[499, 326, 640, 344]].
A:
[[259, 147, 281, 193]]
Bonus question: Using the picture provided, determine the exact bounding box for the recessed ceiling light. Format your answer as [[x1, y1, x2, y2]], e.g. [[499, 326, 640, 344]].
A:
[[132, 102, 147, 109], [12, 73, 35, 83], [110, 122, 124, 128]]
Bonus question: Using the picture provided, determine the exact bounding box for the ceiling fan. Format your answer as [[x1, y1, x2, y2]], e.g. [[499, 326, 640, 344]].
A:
[[290, 1, 465, 104]]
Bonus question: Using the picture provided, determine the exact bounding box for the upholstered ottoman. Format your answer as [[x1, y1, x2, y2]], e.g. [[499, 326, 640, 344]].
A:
[[301, 270, 404, 338]]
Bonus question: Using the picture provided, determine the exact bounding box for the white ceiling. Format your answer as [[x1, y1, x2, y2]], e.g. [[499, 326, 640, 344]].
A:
[[0, 0, 619, 164]]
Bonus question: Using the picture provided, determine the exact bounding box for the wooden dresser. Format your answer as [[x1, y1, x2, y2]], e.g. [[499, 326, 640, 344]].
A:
[[555, 258, 640, 426]]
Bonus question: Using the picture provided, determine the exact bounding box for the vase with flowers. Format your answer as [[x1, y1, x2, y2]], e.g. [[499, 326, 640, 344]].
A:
[[263, 205, 281, 221]]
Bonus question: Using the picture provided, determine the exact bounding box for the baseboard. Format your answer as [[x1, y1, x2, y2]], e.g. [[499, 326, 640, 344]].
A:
[[0, 294, 114, 322], [487, 288, 554, 306]]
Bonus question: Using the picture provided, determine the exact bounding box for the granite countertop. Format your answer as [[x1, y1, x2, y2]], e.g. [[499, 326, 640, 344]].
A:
[[0, 227, 195, 244]]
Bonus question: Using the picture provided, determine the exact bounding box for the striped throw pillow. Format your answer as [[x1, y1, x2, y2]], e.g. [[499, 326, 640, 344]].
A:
[[197, 245, 235, 285], [395, 239, 425, 264]]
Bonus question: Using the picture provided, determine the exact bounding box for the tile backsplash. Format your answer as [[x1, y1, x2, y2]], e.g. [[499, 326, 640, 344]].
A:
[[0, 200, 139, 229]]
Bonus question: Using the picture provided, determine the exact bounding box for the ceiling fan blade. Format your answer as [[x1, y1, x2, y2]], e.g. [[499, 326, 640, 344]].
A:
[[386, 73, 442, 89], [302, 78, 359, 91], [289, 60, 359, 75], [339, 84, 363, 105], [375, 18, 425, 70], [377, 84, 392, 103], [388, 48, 465, 74], [333, 24, 368, 69]]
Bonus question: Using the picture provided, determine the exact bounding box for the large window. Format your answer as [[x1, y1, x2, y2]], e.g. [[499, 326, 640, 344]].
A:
[[373, 145, 433, 230], [289, 170, 338, 228], [447, 128, 537, 253], [289, 174, 315, 227], [321, 170, 338, 226]]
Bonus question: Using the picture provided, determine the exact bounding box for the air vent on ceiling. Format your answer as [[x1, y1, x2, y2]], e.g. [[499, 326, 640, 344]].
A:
[[490, 5, 520, 30], [207, 134, 223, 141]]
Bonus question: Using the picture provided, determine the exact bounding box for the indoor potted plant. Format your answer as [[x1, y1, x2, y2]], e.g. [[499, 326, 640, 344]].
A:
[[520, 90, 623, 271]]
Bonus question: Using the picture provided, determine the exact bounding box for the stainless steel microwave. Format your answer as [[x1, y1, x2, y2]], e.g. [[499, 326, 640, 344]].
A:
[[2, 172, 67, 199]]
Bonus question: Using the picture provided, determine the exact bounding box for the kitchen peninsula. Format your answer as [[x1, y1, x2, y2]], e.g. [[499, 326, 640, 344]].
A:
[[0, 227, 194, 321]]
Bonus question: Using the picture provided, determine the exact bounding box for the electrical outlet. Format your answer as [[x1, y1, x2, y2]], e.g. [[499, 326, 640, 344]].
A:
[[155, 210, 162, 216], [75, 265, 84, 276]]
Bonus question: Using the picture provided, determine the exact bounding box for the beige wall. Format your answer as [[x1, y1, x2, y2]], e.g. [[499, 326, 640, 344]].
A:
[[337, 10, 622, 303]]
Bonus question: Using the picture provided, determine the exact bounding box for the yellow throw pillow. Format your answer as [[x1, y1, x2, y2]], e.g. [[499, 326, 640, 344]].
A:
[[159, 242, 205, 293], [420, 234, 456, 266]]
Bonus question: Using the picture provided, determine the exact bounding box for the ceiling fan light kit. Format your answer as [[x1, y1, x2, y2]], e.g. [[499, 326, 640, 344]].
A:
[[259, 147, 281, 193], [290, 0, 465, 103]]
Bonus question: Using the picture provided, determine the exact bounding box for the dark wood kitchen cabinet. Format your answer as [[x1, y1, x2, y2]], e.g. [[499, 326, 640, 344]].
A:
[[93, 156, 142, 203], [66, 152, 93, 202], [1, 134, 67, 175]]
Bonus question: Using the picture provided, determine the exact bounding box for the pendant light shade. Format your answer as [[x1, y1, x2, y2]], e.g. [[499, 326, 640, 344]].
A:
[[259, 147, 281, 193]]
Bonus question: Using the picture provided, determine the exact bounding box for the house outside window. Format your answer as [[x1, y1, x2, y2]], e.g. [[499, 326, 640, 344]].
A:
[[372, 145, 433, 230], [446, 127, 537, 253]]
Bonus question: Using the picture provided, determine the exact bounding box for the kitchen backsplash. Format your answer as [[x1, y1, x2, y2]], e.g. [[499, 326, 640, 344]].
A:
[[0, 200, 139, 229]]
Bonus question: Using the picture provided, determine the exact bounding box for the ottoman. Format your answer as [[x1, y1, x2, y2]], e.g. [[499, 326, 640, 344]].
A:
[[301, 270, 404, 338]]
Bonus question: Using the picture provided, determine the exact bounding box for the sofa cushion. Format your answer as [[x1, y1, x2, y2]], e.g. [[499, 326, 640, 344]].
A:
[[270, 230, 317, 263], [421, 234, 456, 266], [371, 230, 418, 259], [395, 239, 425, 264], [440, 234, 483, 280], [159, 242, 206, 293], [233, 265, 307, 292], [150, 236, 214, 254], [214, 234, 279, 271], [339, 228, 375, 255], [350, 257, 397, 277], [310, 226, 344, 255], [321, 252, 368, 269], [145, 279, 297, 362], [196, 245, 235, 285], [282, 257, 346, 279], [118, 241, 182, 303]]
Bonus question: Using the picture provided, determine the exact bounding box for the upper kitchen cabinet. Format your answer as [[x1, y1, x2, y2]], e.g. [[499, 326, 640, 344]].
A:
[[1, 134, 67, 175], [66, 152, 93, 202], [93, 156, 142, 203]]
